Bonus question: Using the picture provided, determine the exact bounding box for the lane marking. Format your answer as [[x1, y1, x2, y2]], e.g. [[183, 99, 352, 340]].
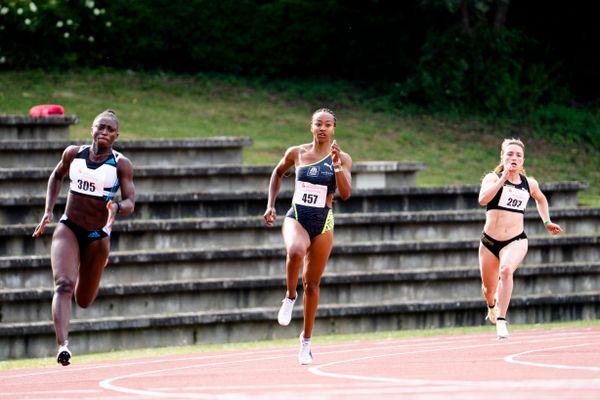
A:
[[504, 342, 600, 371], [2, 327, 599, 399]]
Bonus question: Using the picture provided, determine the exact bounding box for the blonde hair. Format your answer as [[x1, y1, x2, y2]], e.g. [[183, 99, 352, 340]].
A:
[[493, 138, 527, 175]]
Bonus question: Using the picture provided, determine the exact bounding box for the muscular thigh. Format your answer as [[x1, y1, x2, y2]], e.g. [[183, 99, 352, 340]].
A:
[[304, 230, 333, 282], [51, 224, 80, 280], [77, 237, 110, 287], [282, 217, 310, 253], [499, 239, 528, 272], [479, 242, 500, 282]]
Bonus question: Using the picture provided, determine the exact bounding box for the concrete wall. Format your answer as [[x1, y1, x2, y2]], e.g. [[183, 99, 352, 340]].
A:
[[0, 129, 598, 360]]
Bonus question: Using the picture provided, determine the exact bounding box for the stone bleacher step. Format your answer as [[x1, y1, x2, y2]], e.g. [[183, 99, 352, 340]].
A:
[[2, 290, 598, 359], [0, 115, 79, 141], [0, 137, 252, 168], [0, 181, 587, 225], [0, 161, 426, 196], [3, 207, 599, 257], [2, 261, 598, 324], [2, 234, 599, 289]]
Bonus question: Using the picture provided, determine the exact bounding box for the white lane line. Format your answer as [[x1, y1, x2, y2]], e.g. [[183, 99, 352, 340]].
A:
[[308, 336, 600, 388], [3, 335, 473, 379], [504, 342, 600, 371], [98, 352, 309, 399], [308, 340, 506, 386], [98, 334, 596, 398], [0, 389, 102, 396], [3, 328, 598, 399], [97, 338, 487, 398], [101, 330, 599, 398], [3, 327, 592, 379], [2, 346, 294, 379]]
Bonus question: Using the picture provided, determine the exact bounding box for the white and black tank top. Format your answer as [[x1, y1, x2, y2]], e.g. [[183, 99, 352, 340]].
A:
[[69, 145, 121, 202]]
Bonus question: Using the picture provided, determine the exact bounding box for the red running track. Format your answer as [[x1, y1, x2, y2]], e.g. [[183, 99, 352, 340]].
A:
[[1, 326, 599, 399]]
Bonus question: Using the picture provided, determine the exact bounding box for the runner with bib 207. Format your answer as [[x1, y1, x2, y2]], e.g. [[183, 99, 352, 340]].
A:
[[477, 138, 562, 339]]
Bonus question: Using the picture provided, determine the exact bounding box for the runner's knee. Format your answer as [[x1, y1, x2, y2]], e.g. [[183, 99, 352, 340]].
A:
[[499, 264, 514, 281], [481, 283, 490, 296], [54, 276, 75, 296], [287, 245, 306, 263], [302, 280, 320, 296]]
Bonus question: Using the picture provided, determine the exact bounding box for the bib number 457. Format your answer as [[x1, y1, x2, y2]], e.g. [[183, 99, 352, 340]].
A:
[[302, 193, 318, 205]]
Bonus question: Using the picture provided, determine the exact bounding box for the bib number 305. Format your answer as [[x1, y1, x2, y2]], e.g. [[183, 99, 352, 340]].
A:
[[71, 171, 103, 196], [77, 179, 97, 192]]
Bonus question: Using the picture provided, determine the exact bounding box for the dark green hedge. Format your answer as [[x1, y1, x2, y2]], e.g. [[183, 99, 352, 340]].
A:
[[0, 1, 421, 79], [1, 0, 597, 146]]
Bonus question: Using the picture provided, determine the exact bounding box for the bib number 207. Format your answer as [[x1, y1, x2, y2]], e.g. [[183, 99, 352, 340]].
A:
[[505, 197, 522, 208]]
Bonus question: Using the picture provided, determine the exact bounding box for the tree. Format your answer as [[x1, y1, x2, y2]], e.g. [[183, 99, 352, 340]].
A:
[[422, 0, 511, 34], [410, 0, 562, 116]]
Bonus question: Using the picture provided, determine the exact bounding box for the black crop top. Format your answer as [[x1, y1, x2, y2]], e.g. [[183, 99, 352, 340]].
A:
[[486, 174, 531, 214]]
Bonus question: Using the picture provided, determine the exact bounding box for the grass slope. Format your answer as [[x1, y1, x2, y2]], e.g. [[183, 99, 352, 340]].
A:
[[1, 70, 598, 204]]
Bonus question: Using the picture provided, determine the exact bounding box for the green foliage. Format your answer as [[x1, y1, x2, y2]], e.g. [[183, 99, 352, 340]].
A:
[[0, 0, 597, 150], [0, 0, 414, 80], [0, 0, 113, 67], [407, 26, 563, 117], [420, 0, 493, 20], [530, 104, 600, 148]]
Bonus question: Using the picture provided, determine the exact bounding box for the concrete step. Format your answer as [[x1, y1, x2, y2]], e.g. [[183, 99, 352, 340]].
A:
[[0, 137, 252, 168], [2, 262, 598, 323], [3, 207, 599, 257], [0, 181, 587, 225], [2, 234, 598, 289], [2, 291, 598, 359], [0, 115, 79, 141], [0, 161, 426, 196]]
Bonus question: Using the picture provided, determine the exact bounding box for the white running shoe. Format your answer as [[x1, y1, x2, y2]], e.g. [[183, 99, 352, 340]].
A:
[[485, 302, 498, 325], [56, 340, 72, 366], [496, 319, 509, 339], [298, 333, 313, 365], [277, 296, 296, 326]]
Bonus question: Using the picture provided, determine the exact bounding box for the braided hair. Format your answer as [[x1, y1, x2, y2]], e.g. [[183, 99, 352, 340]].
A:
[[311, 108, 336, 127]]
